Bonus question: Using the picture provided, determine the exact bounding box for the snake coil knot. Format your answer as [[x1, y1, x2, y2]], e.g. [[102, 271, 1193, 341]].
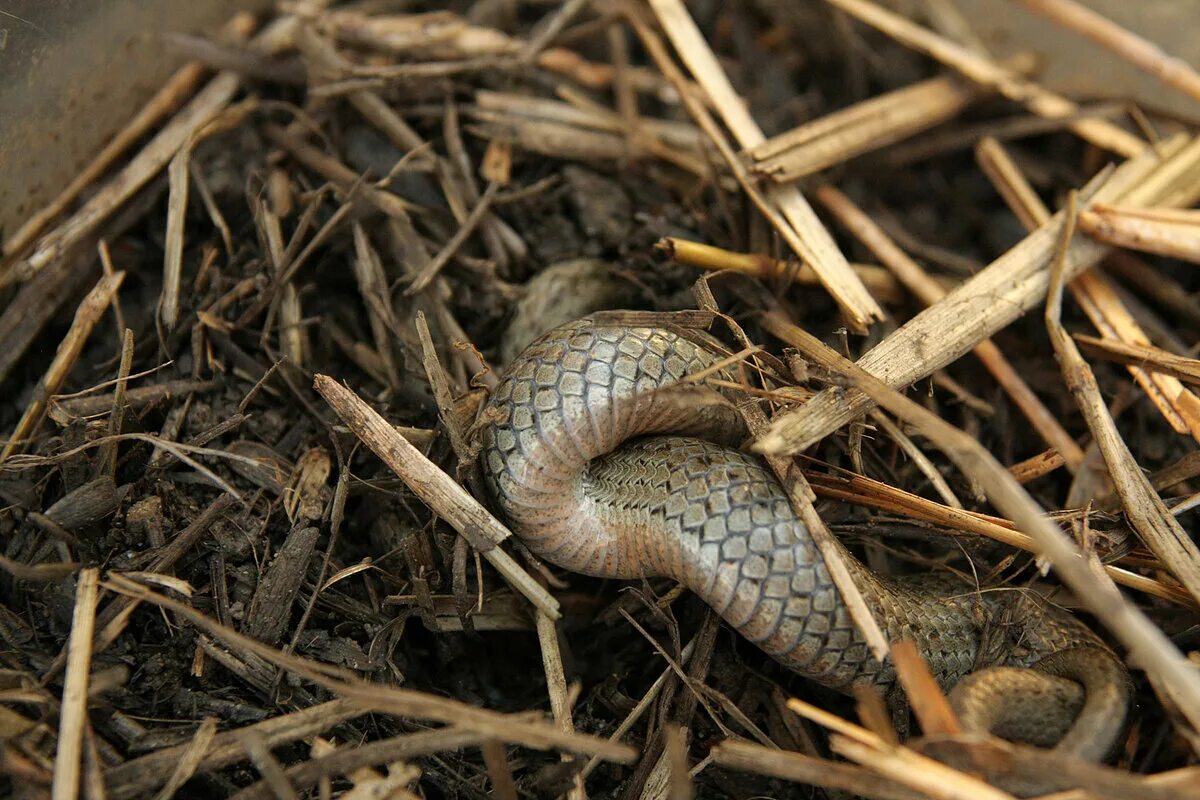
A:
[[479, 315, 1130, 766]]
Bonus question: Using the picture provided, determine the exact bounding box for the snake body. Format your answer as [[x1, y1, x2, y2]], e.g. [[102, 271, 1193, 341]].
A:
[[479, 316, 1130, 757]]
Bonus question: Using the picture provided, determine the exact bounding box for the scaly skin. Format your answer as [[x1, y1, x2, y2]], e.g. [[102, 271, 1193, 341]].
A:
[[478, 317, 1129, 756]]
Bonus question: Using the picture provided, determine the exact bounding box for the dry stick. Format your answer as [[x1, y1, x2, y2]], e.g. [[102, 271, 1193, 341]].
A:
[[889, 641, 960, 736], [658, 236, 927, 304], [755, 134, 1194, 455], [1009, 448, 1067, 483], [762, 311, 1200, 742], [1014, 0, 1200, 103], [237, 730, 299, 800], [0, 12, 258, 266], [148, 717, 218, 800], [868, 411, 962, 508], [820, 0, 1146, 158], [1043, 195, 1200, 606], [98, 329, 135, 479], [160, 147, 192, 331], [1074, 334, 1200, 385], [103, 575, 630, 760], [405, 181, 500, 296], [312, 375, 559, 619], [814, 185, 1085, 471], [800, 418, 1190, 604], [642, 0, 884, 332], [783, 697, 1013, 800], [106, 700, 366, 800], [51, 568, 100, 800], [481, 740, 519, 800], [262, 124, 417, 219], [1078, 205, 1200, 263], [916, 738, 1191, 800], [710, 740, 925, 800], [751, 74, 981, 181], [474, 89, 703, 154], [1, 272, 125, 463], [536, 611, 586, 800], [975, 136, 1200, 442], [296, 23, 517, 271], [829, 733, 1017, 800], [351, 224, 403, 391], [520, 0, 592, 62], [229, 728, 484, 800]]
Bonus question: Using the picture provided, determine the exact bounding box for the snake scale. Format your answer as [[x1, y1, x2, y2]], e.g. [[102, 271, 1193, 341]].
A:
[[478, 316, 1130, 760]]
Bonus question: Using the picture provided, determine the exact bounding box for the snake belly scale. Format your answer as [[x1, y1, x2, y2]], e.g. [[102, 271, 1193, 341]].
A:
[[479, 316, 1130, 755]]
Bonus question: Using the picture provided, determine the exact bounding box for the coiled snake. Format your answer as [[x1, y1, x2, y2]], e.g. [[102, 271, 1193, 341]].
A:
[[478, 316, 1130, 761]]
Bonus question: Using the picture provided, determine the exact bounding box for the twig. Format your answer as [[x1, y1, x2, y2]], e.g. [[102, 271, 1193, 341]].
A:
[[97, 329, 135, 478], [104, 575, 631, 759], [312, 375, 560, 619], [751, 75, 982, 181], [230, 728, 481, 800], [658, 236, 926, 304], [1073, 333, 1200, 385], [1044, 193, 1200, 606], [51, 568, 101, 800], [1, 271, 125, 463], [1078, 205, 1200, 263], [405, 181, 500, 296], [537, 610, 586, 800], [520, 0, 592, 63], [148, 717, 218, 800], [160, 148, 191, 331], [106, 700, 367, 800], [710, 740, 924, 800]]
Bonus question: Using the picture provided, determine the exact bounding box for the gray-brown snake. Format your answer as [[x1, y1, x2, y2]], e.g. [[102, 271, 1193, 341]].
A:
[[478, 316, 1130, 762]]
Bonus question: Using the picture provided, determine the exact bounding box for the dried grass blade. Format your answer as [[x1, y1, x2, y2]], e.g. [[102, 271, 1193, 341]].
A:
[[1, 271, 125, 463], [976, 137, 1200, 441], [763, 311, 1200, 742], [51, 568, 101, 800], [821, 0, 1145, 158], [710, 740, 924, 800], [312, 375, 560, 619], [1078, 205, 1200, 263], [755, 134, 1193, 455], [1044, 194, 1200, 606], [814, 185, 1084, 469], [752, 75, 980, 181], [641, 0, 884, 331]]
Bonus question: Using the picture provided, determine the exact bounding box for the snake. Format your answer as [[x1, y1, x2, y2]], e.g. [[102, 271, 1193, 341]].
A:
[[477, 315, 1131, 766]]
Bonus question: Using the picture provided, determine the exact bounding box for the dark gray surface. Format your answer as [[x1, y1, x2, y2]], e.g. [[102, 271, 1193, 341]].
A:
[[0, 0, 270, 238], [940, 1, 1200, 121]]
